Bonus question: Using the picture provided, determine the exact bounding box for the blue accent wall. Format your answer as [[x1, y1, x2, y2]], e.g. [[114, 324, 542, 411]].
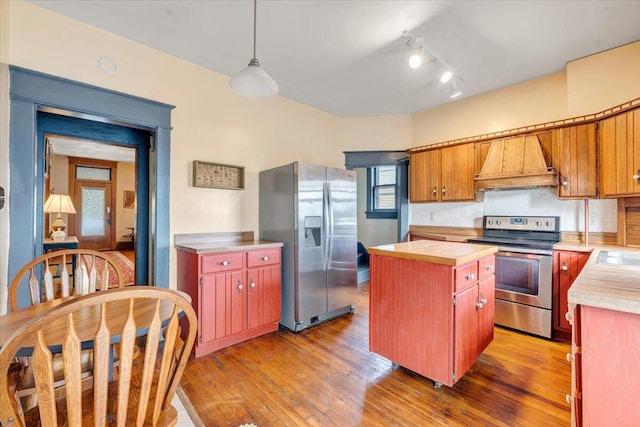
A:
[[8, 67, 174, 309]]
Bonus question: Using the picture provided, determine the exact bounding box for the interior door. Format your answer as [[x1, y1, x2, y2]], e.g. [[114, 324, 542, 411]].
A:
[[73, 180, 113, 250]]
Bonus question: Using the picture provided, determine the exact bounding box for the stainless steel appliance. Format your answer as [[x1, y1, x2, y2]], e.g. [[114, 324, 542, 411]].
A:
[[259, 162, 357, 332], [468, 215, 560, 338]]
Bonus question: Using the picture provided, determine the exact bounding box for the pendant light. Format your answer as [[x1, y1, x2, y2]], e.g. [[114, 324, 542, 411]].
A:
[[229, 0, 279, 98]]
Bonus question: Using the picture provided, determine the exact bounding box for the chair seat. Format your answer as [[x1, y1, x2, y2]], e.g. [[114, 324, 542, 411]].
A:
[[22, 380, 178, 426]]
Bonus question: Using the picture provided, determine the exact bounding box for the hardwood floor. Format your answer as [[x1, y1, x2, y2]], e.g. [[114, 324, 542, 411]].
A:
[[180, 282, 571, 426]]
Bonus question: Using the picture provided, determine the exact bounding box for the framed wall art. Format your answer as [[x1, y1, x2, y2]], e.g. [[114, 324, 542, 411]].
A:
[[193, 160, 245, 190]]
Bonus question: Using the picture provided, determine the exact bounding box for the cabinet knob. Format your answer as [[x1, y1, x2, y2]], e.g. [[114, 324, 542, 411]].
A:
[[432, 187, 437, 195], [238, 283, 243, 290], [442, 186, 446, 195], [485, 265, 494, 271], [465, 273, 475, 280], [565, 394, 574, 405], [262, 256, 270, 261], [562, 178, 568, 187], [561, 262, 568, 274], [250, 281, 256, 288], [480, 298, 487, 304], [633, 170, 640, 182], [220, 260, 230, 266], [566, 352, 573, 362], [476, 301, 484, 309]]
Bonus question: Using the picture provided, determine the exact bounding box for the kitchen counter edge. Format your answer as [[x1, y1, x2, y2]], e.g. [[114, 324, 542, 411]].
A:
[[368, 240, 497, 266], [175, 240, 284, 254]]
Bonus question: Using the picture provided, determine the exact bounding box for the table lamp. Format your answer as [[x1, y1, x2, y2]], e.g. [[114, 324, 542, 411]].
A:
[[43, 194, 76, 241]]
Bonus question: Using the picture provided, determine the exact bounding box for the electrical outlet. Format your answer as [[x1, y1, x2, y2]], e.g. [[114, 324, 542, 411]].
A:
[[429, 212, 436, 222], [589, 214, 598, 225]]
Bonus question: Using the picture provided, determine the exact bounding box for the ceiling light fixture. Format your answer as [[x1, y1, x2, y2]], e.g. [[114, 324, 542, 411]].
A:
[[229, 0, 278, 98], [402, 30, 463, 98]]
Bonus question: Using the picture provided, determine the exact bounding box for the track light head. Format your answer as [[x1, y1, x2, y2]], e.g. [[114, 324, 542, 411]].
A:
[[449, 80, 462, 99]]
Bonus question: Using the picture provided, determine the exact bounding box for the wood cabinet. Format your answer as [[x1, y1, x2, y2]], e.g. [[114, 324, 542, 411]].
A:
[[177, 246, 282, 357], [409, 143, 476, 203], [599, 108, 640, 197], [369, 253, 495, 387], [552, 124, 597, 198], [567, 304, 640, 426], [552, 250, 589, 340]]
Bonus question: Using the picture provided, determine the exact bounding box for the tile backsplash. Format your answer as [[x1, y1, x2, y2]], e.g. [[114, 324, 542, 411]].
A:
[[409, 188, 617, 232]]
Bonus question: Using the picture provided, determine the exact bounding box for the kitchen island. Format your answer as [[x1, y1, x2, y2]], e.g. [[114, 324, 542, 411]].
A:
[[368, 240, 497, 387]]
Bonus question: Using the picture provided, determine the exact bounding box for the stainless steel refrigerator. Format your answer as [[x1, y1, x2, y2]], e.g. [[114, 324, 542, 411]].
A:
[[259, 162, 357, 332]]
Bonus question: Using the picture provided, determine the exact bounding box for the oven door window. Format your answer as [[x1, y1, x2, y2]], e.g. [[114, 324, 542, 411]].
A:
[[495, 255, 539, 296]]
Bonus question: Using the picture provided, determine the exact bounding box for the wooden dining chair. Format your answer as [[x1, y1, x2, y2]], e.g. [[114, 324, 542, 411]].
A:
[[0, 286, 197, 427], [9, 248, 126, 311], [8, 249, 128, 409]]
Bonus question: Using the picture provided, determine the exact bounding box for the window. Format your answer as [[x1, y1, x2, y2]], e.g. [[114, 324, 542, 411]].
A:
[[366, 166, 397, 219]]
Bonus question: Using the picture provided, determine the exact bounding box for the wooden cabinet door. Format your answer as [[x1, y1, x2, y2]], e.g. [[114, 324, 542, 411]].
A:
[[441, 144, 475, 201], [599, 109, 640, 197], [410, 150, 441, 202], [247, 265, 282, 330], [200, 271, 245, 343], [453, 284, 478, 382], [410, 151, 429, 202], [477, 276, 495, 354], [556, 251, 590, 332], [554, 124, 597, 198]]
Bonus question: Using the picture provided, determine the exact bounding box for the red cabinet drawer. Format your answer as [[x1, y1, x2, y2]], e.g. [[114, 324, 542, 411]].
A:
[[201, 252, 244, 274], [455, 262, 478, 292], [478, 255, 495, 282], [247, 248, 281, 268]]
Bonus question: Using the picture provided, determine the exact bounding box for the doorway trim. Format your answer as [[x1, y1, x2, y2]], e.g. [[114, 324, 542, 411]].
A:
[[8, 66, 174, 308]]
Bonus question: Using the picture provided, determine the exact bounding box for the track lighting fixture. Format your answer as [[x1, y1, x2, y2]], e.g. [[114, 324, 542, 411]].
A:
[[402, 30, 462, 99], [230, 0, 279, 98], [449, 80, 462, 99]]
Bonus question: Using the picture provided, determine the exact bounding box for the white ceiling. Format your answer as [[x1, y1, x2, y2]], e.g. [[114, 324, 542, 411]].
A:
[[48, 136, 136, 163], [30, 0, 640, 117]]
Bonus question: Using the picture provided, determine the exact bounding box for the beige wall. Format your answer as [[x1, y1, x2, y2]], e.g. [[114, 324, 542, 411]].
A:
[[116, 162, 136, 243], [412, 71, 568, 146], [567, 41, 640, 116]]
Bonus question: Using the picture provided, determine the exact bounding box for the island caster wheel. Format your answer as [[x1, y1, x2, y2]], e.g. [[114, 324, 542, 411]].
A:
[[433, 381, 443, 389], [391, 362, 400, 369]]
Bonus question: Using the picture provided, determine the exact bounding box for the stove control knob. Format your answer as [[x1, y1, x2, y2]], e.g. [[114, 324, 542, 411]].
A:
[[546, 221, 552, 227], [496, 220, 502, 225], [487, 220, 494, 225], [536, 221, 542, 226]]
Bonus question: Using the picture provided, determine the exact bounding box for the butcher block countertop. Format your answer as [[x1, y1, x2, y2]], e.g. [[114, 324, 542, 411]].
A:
[[368, 240, 497, 266], [175, 240, 283, 254], [567, 245, 640, 315], [174, 231, 283, 254]]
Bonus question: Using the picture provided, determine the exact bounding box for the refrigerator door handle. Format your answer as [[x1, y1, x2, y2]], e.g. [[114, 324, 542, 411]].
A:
[[327, 181, 334, 270], [323, 182, 330, 271]]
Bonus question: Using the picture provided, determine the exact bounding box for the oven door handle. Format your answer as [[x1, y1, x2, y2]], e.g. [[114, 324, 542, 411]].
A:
[[496, 250, 551, 260]]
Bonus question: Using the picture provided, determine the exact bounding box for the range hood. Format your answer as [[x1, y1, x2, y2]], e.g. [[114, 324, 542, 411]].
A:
[[474, 135, 557, 190]]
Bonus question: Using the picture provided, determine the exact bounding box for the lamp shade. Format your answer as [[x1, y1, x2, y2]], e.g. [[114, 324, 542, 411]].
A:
[[229, 58, 279, 98], [43, 194, 76, 214]]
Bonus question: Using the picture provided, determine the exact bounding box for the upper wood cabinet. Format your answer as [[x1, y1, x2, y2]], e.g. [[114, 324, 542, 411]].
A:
[[409, 143, 475, 203], [599, 108, 640, 198], [552, 123, 597, 198]]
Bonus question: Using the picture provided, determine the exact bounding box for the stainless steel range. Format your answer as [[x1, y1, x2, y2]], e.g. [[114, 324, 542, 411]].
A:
[[468, 215, 560, 338]]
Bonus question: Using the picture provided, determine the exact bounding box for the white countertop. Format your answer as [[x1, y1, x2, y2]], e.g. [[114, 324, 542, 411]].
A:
[[566, 245, 640, 315]]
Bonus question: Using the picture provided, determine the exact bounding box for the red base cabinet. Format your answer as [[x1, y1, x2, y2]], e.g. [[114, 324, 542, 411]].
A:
[[177, 247, 281, 357], [568, 304, 640, 426], [553, 250, 590, 340], [369, 253, 495, 387]]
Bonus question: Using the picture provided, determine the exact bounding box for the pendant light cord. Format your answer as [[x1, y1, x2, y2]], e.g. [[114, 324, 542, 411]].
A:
[[252, 0, 257, 59]]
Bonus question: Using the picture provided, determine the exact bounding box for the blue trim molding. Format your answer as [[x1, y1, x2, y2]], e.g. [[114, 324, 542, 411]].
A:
[[8, 66, 174, 309]]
